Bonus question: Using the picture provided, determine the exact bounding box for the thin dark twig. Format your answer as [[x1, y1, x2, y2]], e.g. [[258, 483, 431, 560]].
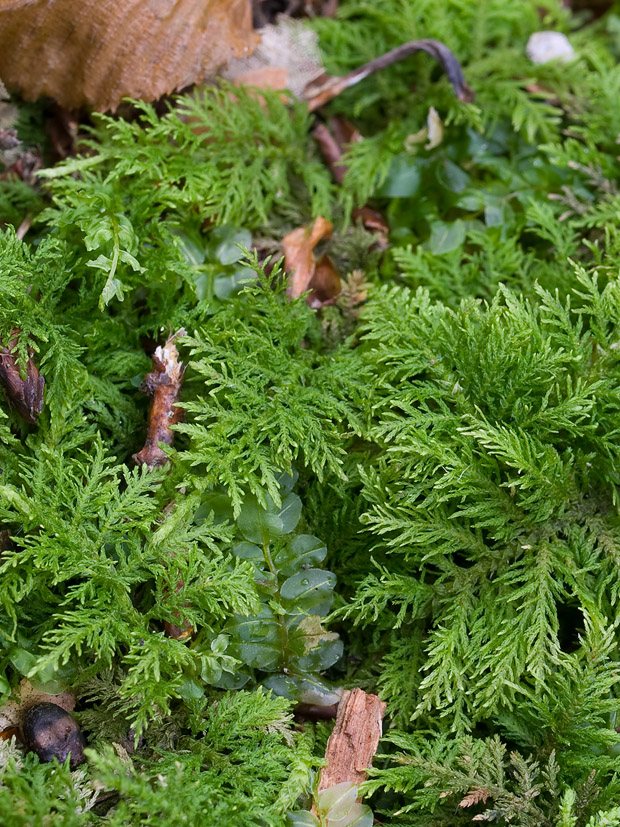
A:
[[303, 38, 474, 111]]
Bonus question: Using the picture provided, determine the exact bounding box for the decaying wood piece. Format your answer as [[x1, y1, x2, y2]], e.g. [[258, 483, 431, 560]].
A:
[[303, 38, 475, 112], [0, 0, 258, 111], [132, 330, 186, 469], [318, 688, 386, 792], [0, 331, 44, 423]]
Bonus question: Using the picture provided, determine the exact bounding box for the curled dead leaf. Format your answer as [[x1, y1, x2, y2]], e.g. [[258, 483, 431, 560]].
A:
[[0, 0, 258, 111], [459, 788, 491, 808], [283, 216, 332, 298], [283, 216, 342, 307]]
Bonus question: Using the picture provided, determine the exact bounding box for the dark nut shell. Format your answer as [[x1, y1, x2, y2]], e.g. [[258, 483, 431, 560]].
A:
[[22, 702, 85, 769]]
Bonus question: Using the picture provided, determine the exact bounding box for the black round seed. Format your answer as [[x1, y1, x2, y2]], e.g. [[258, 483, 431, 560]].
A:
[[22, 702, 85, 769]]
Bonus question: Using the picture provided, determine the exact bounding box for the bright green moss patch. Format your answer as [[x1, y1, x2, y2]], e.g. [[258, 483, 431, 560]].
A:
[[4, 0, 620, 824]]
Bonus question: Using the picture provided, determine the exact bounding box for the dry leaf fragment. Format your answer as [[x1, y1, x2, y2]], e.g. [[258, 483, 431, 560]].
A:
[[283, 215, 336, 303], [0, 331, 44, 424], [303, 38, 474, 111], [459, 788, 491, 808], [133, 330, 186, 469], [0, 0, 258, 111]]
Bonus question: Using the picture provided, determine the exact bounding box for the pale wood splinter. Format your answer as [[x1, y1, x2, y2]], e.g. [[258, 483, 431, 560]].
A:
[[318, 688, 386, 792]]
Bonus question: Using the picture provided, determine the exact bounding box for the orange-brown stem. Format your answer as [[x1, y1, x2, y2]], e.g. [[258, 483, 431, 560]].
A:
[[133, 330, 186, 469]]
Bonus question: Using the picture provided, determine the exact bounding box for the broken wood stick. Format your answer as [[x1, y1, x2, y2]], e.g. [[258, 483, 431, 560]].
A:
[[133, 329, 186, 469], [318, 687, 386, 792]]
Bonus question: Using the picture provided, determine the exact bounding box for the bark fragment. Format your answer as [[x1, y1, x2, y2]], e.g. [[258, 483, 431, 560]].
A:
[[318, 687, 386, 791], [0, 332, 44, 424], [132, 330, 186, 469]]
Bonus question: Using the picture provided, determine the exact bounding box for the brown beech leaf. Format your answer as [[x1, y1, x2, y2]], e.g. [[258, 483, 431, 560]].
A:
[[283, 216, 335, 302], [0, 0, 258, 111], [133, 330, 186, 469], [303, 38, 474, 111]]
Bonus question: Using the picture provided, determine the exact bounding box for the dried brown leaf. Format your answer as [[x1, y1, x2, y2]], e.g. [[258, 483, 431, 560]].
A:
[[282, 216, 333, 301], [0, 0, 258, 111], [459, 789, 491, 808], [308, 254, 341, 308]]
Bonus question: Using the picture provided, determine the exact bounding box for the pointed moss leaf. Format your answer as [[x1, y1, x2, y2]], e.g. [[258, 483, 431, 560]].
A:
[[228, 606, 283, 671], [213, 227, 252, 265], [200, 656, 223, 684], [330, 804, 374, 827], [318, 782, 358, 820], [262, 673, 303, 701], [436, 159, 470, 193], [0, 485, 32, 516], [298, 675, 342, 706], [98, 267, 125, 309], [274, 534, 328, 577], [213, 266, 255, 299], [10, 647, 77, 694], [232, 541, 264, 562], [213, 669, 251, 690], [293, 636, 343, 672], [276, 468, 299, 496], [376, 155, 421, 198], [280, 568, 336, 614], [238, 492, 302, 543], [456, 191, 487, 210], [485, 203, 505, 227], [237, 495, 284, 543], [288, 812, 320, 827], [262, 672, 341, 706], [428, 219, 465, 254], [195, 493, 234, 525], [177, 678, 205, 701], [278, 493, 303, 534], [171, 228, 206, 265]]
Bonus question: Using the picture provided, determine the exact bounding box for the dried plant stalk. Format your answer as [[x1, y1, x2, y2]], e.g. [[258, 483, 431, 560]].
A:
[[318, 688, 386, 791], [133, 330, 186, 469], [303, 38, 474, 111]]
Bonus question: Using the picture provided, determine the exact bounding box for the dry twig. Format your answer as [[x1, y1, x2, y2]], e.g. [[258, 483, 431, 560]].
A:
[[303, 38, 475, 111], [132, 330, 186, 469]]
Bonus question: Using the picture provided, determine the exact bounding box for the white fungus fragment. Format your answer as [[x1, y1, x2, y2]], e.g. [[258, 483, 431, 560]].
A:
[[526, 31, 575, 65]]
